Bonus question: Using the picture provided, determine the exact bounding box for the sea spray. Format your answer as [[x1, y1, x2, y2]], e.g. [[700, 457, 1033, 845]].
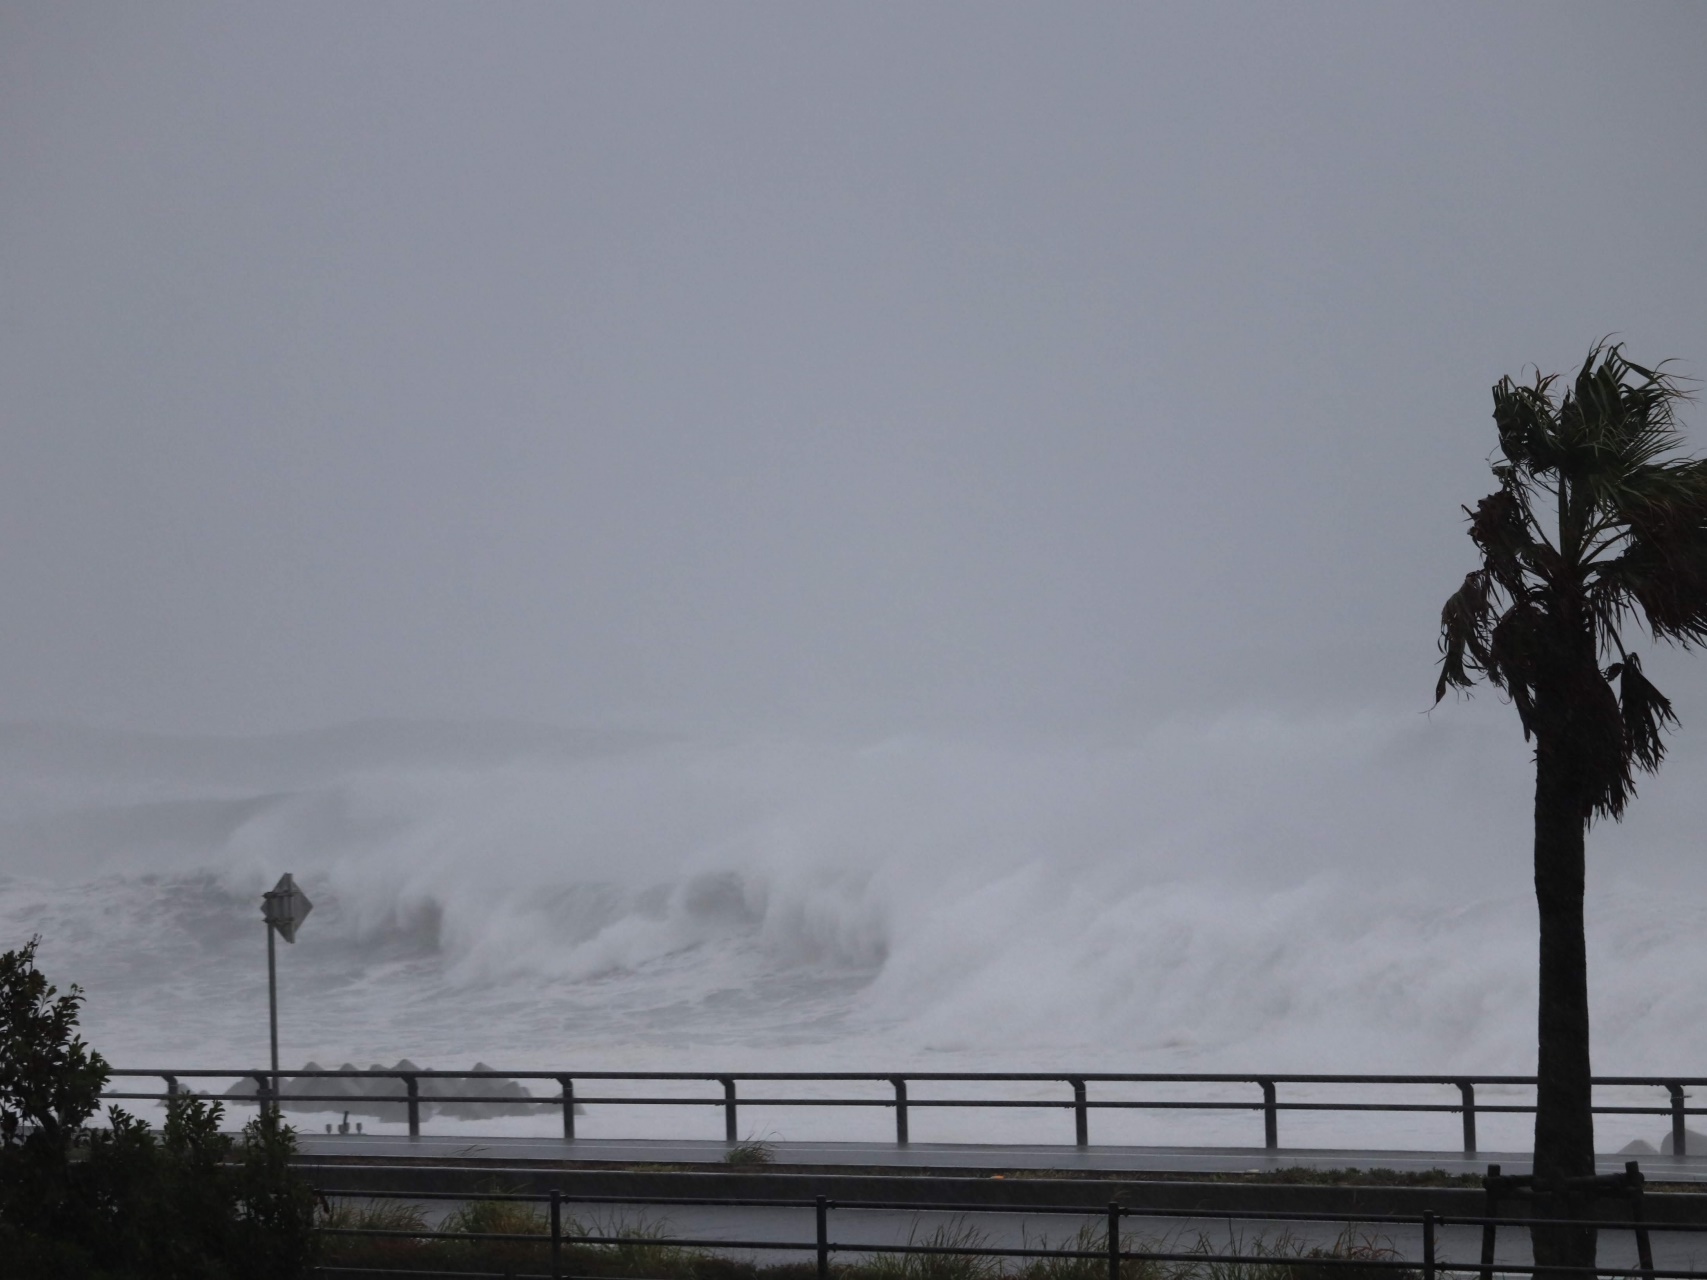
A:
[[3, 712, 1706, 1148]]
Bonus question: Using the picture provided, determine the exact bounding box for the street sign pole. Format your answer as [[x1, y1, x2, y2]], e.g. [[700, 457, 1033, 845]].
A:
[[267, 919, 279, 1091], [260, 874, 312, 1118]]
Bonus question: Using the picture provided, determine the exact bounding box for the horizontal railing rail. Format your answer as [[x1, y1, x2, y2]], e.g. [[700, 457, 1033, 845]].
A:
[[103, 1068, 1707, 1153], [308, 1177, 1707, 1280]]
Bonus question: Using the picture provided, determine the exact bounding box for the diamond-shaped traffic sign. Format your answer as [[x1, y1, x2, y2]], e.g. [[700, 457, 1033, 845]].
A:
[[261, 873, 312, 943]]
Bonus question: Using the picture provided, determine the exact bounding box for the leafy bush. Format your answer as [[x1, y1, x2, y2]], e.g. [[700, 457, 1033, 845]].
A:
[[0, 937, 108, 1152], [0, 935, 319, 1278]]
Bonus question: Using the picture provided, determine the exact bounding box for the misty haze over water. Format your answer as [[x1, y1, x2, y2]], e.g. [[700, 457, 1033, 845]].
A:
[[3, 4, 1707, 1150], [7, 714, 1707, 1128]]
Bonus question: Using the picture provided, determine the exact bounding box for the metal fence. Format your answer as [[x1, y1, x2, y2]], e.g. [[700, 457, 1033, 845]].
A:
[[103, 1069, 1707, 1154], [310, 1178, 1707, 1280]]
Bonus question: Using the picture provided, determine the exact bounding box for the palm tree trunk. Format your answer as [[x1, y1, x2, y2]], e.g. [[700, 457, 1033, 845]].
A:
[[1531, 733, 1597, 1279]]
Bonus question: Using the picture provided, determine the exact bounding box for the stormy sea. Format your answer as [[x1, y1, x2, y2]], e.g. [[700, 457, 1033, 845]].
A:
[[4, 712, 1705, 1152]]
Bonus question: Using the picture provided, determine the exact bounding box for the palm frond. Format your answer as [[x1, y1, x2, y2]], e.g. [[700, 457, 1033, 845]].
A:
[[1570, 660, 1635, 820], [1492, 373, 1561, 475], [1598, 470, 1707, 646], [1435, 570, 1493, 703], [1603, 652, 1677, 775], [1438, 344, 1698, 823], [1466, 486, 1542, 591], [1545, 345, 1693, 541], [1484, 600, 1545, 736]]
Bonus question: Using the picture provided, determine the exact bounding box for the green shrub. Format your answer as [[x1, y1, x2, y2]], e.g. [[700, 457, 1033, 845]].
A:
[[0, 936, 319, 1278]]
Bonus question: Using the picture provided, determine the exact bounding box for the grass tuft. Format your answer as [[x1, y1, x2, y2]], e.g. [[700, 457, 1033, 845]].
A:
[[860, 1219, 1004, 1280], [725, 1134, 779, 1166]]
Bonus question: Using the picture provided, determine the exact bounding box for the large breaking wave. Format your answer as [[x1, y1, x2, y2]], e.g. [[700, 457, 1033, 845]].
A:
[[3, 709, 1705, 1148]]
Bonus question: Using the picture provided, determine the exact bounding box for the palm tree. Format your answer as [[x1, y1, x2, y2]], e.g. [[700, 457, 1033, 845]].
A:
[[1437, 343, 1706, 1275]]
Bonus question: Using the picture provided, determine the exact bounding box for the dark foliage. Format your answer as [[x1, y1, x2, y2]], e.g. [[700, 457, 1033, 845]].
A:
[[1436, 343, 1705, 817], [0, 936, 319, 1278], [0, 936, 108, 1152]]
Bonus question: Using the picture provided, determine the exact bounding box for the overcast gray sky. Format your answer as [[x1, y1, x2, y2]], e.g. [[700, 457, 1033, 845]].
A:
[[3, 2, 1705, 737]]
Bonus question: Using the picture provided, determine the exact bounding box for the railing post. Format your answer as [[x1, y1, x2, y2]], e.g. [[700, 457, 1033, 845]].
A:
[[550, 1187, 563, 1280], [1071, 1078, 1088, 1147], [816, 1194, 829, 1280], [1457, 1081, 1477, 1153], [404, 1074, 420, 1137], [1107, 1201, 1121, 1280], [163, 1074, 179, 1101], [720, 1077, 738, 1143], [1479, 1162, 1500, 1280], [559, 1076, 575, 1141], [1259, 1080, 1277, 1150], [1422, 1211, 1436, 1280], [1628, 1160, 1654, 1280], [254, 1073, 273, 1120], [891, 1077, 909, 1145], [1668, 1083, 1687, 1155]]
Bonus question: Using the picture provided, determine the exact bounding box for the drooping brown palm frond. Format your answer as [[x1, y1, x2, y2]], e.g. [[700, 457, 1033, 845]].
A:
[[1436, 342, 1705, 819]]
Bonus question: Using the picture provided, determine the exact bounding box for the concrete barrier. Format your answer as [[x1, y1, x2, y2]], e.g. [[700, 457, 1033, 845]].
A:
[[296, 1161, 1707, 1223]]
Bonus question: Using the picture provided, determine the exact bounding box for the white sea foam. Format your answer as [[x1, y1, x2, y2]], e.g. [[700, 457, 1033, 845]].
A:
[[2, 710, 1705, 1149]]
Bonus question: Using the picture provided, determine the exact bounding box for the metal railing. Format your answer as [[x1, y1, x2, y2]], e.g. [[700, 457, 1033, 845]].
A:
[[102, 1069, 1707, 1154], [310, 1173, 1707, 1280]]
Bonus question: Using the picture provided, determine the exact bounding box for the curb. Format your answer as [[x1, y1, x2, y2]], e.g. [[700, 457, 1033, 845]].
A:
[[297, 1162, 1707, 1223]]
